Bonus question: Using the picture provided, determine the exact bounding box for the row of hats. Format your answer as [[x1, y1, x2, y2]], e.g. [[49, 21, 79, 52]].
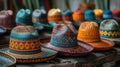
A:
[[0, 8, 120, 34], [1, 19, 119, 63]]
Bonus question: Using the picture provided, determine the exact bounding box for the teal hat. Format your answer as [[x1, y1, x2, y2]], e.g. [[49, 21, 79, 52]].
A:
[[103, 9, 113, 19], [16, 9, 33, 25], [32, 9, 52, 30], [100, 19, 120, 45], [0, 25, 57, 63]]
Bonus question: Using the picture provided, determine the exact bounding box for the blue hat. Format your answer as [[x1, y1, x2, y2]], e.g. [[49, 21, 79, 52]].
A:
[[62, 9, 73, 21], [84, 9, 96, 21], [103, 9, 112, 19], [41, 21, 93, 56], [0, 25, 57, 63], [16, 9, 33, 25]]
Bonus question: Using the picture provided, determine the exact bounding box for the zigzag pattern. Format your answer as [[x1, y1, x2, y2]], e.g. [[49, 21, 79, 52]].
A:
[[100, 30, 120, 36]]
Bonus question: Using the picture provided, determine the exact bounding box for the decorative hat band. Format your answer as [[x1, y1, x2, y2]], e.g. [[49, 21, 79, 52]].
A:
[[62, 16, 72, 21], [48, 15, 62, 21], [100, 30, 120, 38], [50, 35, 78, 48], [9, 38, 40, 51], [32, 17, 47, 23]]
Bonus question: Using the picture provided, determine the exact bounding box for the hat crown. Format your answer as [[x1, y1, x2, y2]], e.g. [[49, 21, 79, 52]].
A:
[[62, 9, 72, 16], [103, 10, 112, 19], [94, 9, 103, 17], [10, 26, 39, 40], [48, 8, 61, 16], [50, 22, 78, 48], [85, 10, 96, 20], [77, 22, 100, 42], [17, 9, 31, 18], [100, 19, 119, 31], [32, 9, 46, 18]]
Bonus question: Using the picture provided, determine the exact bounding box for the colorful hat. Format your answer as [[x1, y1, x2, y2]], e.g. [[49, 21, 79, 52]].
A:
[[16, 9, 33, 25], [0, 10, 16, 31], [94, 9, 103, 20], [112, 9, 120, 21], [77, 21, 114, 50], [41, 21, 93, 56], [72, 9, 85, 29], [48, 8, 62, 27], [100, 19, 120, 45], [32, 9, 52, 30], [85, 9, 101, 25], [1, 25, 57, 63], [62, 9, 73, 21], [103, 9, 113, 19]]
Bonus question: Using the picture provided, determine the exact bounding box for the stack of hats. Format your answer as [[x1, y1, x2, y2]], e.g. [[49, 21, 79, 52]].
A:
[[32, 9, 52, 30], [100, 19, 120, 45], [77, 21, 114, 50], [0, 10, 15, 32], [94, 9, 103, 20], [16, 9, 33, 25], [72, 9, 85, 29], [48, 8, 62, 27], [85, 9, 101, 25], [103, 9, 113, 19], [2, 25, 57, 63], [112, 9, 120, 23], [41, 21, 93, 56], [62, 9, 73, 21]]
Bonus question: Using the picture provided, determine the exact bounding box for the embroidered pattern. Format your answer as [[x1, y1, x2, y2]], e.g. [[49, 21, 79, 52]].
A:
[[10, 38, 40, 51], [100, 30, 120, 36]]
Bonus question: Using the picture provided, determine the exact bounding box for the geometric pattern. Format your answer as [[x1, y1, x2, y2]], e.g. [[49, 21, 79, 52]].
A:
[[9, 38, 40, 51], [100, 30, 120, 36]]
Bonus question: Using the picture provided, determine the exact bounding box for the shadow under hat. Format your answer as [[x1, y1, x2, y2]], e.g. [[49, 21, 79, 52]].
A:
[[77, 21, 114, 51], [16, 9, 33, 26], [100, 19, 120, 45], [41, 21, 93, 56], [32, 9, 53, 30], [0, 25, 57, 63]]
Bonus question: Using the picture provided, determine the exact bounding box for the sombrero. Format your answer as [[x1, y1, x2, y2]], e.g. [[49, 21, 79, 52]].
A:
[[84, 9, 101, 25], [72, 8, 85, 29], [77, 21, 114, 51], [0, 10, 16, 32], [112, 9, 120, 22], [16, 9, 33, 25], [48, 8, 62, 27], [41, 21, 94, 56], [103, 9, 113, 19], [32, 9, 52, 30], [0, 25, 57, 63], [100, 19, 120, 45], [94, 9, 103, 20]]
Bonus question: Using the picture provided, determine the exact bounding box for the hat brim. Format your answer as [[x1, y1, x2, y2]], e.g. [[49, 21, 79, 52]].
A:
[[101, 38, 120, 46], [0, 47, 57, 63], [88, 39, 114, 51], [41, 38, 94, 56]]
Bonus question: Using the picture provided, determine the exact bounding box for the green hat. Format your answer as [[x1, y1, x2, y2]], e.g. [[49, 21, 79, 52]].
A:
[[100, 19, 120, 45]]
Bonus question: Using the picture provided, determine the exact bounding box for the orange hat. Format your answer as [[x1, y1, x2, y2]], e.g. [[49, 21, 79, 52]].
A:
[[48, 8, 62, 22], [72, 9, 85, 22], [94, 9, 103, 18], [77, 21, 114, 51]]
